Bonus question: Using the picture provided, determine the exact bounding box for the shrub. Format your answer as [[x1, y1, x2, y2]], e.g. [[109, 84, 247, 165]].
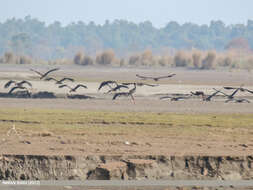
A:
[[201, 51, 216, 69], [96, 49, 115, 65], [174, 51, 189, 67], [192, 52, 202, 69]]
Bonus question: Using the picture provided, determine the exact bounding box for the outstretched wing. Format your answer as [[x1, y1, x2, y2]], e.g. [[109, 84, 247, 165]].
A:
[[136, 74, 152, 80], [18, 80, 32, 87], [156, 73, 176, 80], [30, 69, 43, 76], [41, 68, 60, 79], [98, 81, 116, 91], [58, 84, 69, 89], [137, 82, 159, 87], [44, 77, 58, 82], [74, 84, 87, 91], [223, 86, 237, 90], [245, 89, 253, 94], [112, 92, 128, 100], [4, 80, 16, 88], [160, 96, 172, 100], [59, 77, 74, 83], [8, 86, 26, 94]]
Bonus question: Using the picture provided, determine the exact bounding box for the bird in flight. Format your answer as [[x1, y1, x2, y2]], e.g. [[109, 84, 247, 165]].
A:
[[8, 86, 29, 94], [223, 86, 253, 95], [122, 82, 159, 87], [4, 80, 32, 89], [112, 83, 137, 104], [136, 73, 176, 81], [58, 84, 87, 92], [106, 84, 129, 94], [98, 80, 118, 91], [44, 77, 74, 84], [30, 68, 60, 79], [160, 95, 191, 101]]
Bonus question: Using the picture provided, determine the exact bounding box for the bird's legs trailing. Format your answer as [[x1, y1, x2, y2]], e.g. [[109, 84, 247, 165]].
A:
[[130, 94, 135, 104]]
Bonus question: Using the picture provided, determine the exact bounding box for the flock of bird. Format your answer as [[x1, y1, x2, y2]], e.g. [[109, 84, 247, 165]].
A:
[[2, 67, 253, 103]]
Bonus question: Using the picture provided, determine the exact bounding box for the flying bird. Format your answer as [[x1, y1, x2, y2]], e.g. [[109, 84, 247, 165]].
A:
[[30, 68, 60, 79], [191, 91, 205, 96], [98, 80, 118, 91], [44, 77, 74, 84], [59, 84, 87, 92], [136, 73, 176, 81], [225, 98, 250, 103], [112, 83, 136, 104], [122, 82, 159, 87], [106, 84, 129, 94], [4, 80, 32, 88], [224, 86, 253, 95], [160, 95, 190, 101], [202, 89, 222, 101], [8, 86, 28, 94]]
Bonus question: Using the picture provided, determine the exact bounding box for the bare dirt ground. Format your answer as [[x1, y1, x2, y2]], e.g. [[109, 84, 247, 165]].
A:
[[0, 64, 253, 156]]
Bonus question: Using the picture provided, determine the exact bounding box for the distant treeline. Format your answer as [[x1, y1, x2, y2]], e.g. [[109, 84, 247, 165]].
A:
[[1, 49, 253, 71], [0, 16, 253, 60]]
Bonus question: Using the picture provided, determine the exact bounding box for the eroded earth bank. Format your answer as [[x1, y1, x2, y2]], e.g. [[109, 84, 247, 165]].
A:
[[1, 155, 253, 180]]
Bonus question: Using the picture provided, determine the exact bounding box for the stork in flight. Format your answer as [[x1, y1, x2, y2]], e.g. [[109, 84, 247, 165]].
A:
[[30, 68, 60, 80], [44, 77, 74, 84], [160, 95, 191, 101], [112, 83, 136, 104], [122, 82, 159, 87], [98, 80, 118, 91], [4, 80, 32, 89], [58, 84, 87, 93], [223, 86, 253, 95], [106, 84, 129, 94], [136, 73, 176, 81]]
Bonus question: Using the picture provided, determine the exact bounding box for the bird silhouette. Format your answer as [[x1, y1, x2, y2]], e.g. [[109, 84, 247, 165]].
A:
[[4, 80, 32, 88], [202, 89, 222, 101], [136, 73, 176, 81], [122, 82, 159, 87], [44, 77, 74, 84], [106, 84, 129, 94], [30, 68, 60, 79], [59, 84, 87, 92], [224, 86, 253, 95], [112, 83, 136, 104], [225, 98, 250, 103], [98, 80, 118, 91], [191, 91, 205, 96], [8, 86, 28, 94], [160, 95, 190, 101]]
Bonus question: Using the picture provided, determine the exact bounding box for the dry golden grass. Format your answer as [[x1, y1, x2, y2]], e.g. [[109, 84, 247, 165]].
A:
[[0, 108, 252, 141]]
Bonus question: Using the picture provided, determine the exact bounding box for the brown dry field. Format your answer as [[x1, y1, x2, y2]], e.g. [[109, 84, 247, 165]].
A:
[[0, 64, 253, 156]]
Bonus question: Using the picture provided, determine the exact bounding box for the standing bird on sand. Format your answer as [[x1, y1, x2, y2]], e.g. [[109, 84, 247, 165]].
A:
[[112, 83, 137, 104], [4, 80, 32, 88], [30, 68, 60, 80], [136, 73, 176, 81], [98, 80, 118, 91], [44, 77, 74, 84], [58, 84, 87, 93]]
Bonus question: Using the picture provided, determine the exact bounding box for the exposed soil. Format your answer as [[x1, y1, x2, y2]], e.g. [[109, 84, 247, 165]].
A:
[[0, 65, 253, 182]]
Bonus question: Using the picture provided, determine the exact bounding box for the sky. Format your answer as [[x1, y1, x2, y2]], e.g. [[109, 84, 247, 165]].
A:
[[1, 0, 253, 27]]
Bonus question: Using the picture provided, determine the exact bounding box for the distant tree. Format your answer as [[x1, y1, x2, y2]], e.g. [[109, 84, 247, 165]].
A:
[[96, 49, 115, 65], [225, 37, 251, 51], [201, 51, 216, 69]]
